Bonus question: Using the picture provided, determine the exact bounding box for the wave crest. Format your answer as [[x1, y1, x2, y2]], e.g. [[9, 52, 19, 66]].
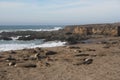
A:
[[0, 27, 62, 33]]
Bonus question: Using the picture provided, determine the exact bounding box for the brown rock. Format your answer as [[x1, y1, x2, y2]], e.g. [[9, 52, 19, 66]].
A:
[[5, 55, 16, 61], [83, 58, 93, 64], [73, 58, 93, 65], [16, 63, 37, 68], [64, 23, 120, 36], [66, 46, 80, 49], [46, 51, 57, 56], [10, 50, 16, 54], [103, 45, 110, 48], [8, 62, 16, 66], [75, 53, 89, 57]]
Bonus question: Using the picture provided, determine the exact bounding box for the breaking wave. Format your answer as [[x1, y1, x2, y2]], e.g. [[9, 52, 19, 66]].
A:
[[0, 40, 66, 52]]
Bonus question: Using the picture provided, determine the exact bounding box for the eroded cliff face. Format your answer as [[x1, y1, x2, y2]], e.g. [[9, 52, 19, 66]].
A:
[[64, 23, 120, 36], [91, 26, 118, 36]]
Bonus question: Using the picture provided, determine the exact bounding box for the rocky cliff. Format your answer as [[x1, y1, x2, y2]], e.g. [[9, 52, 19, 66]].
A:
[[64, 23, 120, 36]]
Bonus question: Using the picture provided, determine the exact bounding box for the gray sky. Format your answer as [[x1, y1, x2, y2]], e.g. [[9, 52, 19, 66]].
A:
[[0, 0, 120, 25]]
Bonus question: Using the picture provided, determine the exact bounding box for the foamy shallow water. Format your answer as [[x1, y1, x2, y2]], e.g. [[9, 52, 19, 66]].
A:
[[0, 40, 66, 52]]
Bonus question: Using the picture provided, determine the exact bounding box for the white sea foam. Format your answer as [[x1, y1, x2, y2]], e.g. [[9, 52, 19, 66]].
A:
[[25, 35, 30, 37], [0, 41, 66, 52], [10, 35, 31, 40], [10, 36, 22, 40], [0, 27, 62, 33], [0, 44, 33, 52], [32, 41, 66, 48]]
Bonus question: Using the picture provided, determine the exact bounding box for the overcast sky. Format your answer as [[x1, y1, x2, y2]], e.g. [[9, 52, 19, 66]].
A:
[[0, 0, 120, 25]]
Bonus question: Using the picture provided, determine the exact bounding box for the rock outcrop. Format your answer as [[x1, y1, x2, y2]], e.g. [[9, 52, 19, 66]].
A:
[[64, 23, 120, 36]]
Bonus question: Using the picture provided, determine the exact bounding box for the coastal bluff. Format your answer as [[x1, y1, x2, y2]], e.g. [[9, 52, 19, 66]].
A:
[[64, 23, 120, 36]]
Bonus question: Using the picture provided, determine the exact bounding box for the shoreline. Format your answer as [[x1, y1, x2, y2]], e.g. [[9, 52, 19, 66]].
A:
[[0, 36, 120, 80]]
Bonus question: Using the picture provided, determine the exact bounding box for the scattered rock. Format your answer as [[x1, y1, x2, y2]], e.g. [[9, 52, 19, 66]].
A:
[[90, 54, 97, 57], [73, 62, 83, 66], [28, 49, 37, 54], [74, 50, 82, 53], [83, 58, 93, 64], [46, 57, 54, 62], [75, 53, 89, 57], [34, 47, 42, 53], [45, 62, 50, 67], [8, 62, 16, 66], [10, 51, 16, 54], [66, 46, 80, 49], [103, 45, 110, 48], [100, 41, 108, 44], [5, 55, 16, 61], [30, 53, 46, 60], [16, 63, 37, 68], [78, 50, 82, 53], [36, 61, 44, 67], [73, 58, 93, 66], [111, 41, 118, 44], [86, 48, 96, 51], [46, 51, 57, 56], [22, 55, 30, 61], [98, 53, 106, 56], [29, 56, 37, 60], [34, 53, 40, 60]]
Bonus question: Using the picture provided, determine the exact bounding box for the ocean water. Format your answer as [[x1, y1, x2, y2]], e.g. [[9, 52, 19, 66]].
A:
[[0, 25, 63, 32], [0, 25, 66, 52]]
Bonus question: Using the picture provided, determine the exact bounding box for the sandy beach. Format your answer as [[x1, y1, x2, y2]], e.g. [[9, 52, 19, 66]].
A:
[[0, 36, 120, 80], [0, 0, 119, 79]]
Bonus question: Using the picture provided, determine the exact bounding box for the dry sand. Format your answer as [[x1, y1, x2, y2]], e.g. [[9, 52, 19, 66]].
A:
[[0, 37, 120, 80]]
